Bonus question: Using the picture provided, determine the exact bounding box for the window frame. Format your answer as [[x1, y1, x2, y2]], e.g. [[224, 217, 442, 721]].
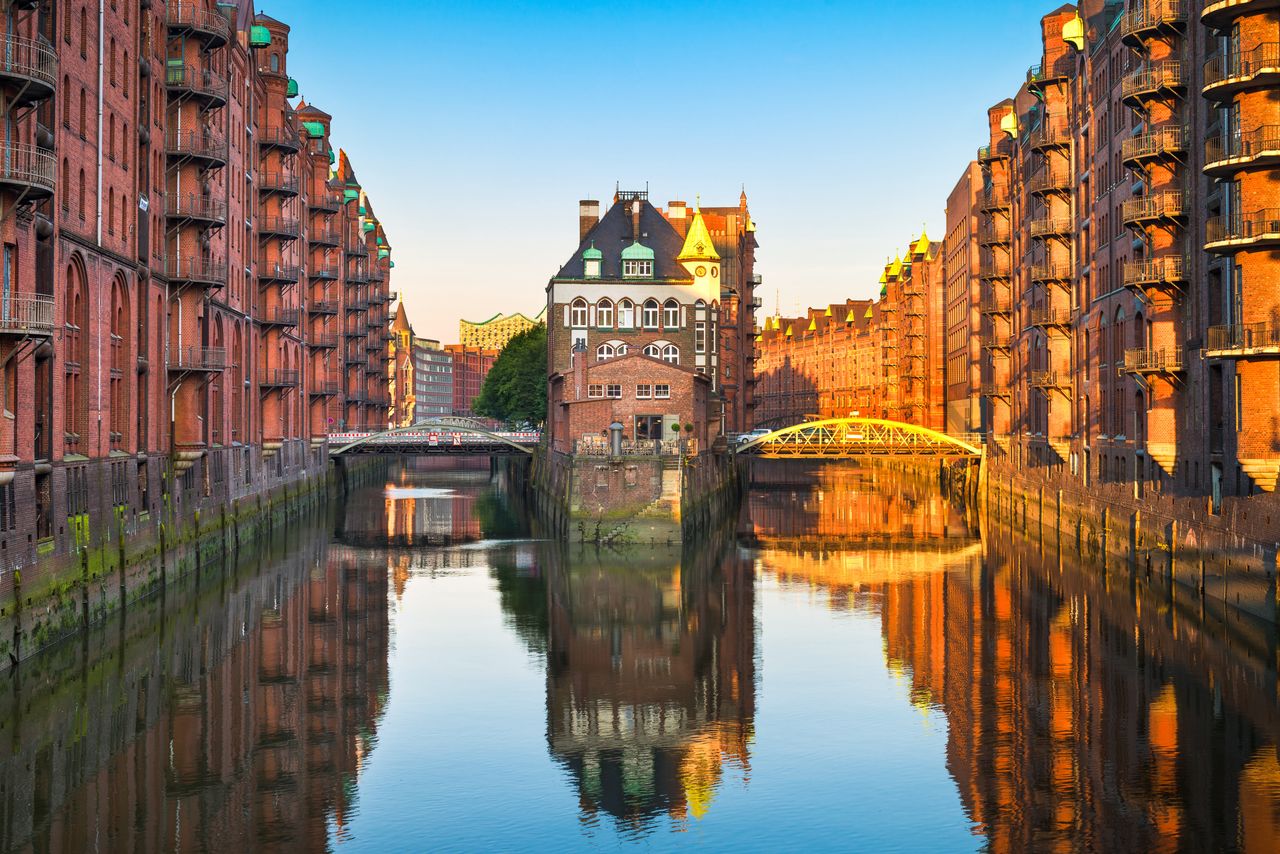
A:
[[654, 384, 671, 399], [663, 300, 680, 330], [587, 383, 604, 399], [606, 384, 622, 399], [570, 298, 588, 327], [661, 344, 679, 365], [596, 299, 613, 329], [642, 299, 660, 330], [636, 383, 652, 399]]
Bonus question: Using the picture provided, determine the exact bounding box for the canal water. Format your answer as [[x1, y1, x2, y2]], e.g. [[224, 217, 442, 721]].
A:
[[2, 458, 1279, 852]]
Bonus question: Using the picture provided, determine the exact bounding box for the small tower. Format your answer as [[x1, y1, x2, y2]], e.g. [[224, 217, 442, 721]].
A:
[[677, 206, 720, 292]]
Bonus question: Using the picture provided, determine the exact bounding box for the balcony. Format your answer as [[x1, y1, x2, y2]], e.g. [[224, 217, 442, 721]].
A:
[[310, 382, 340, 397], [0, 294, 55, 336], [1027, 168, 1072, 196], [258, 264, 300, 284], [1121, 125, 1188, 168], [167, 3, 231, 47], [344, 324, 365, 338], [346, 268, 371, 284], [1122, 191, 1186, 227], [1030, 263, 1073, 284], [311, 227, 340, 247], [1028, 370, 1071, 390], [1123, 256, 1186, 292], [1205, 321, 1280, 357], [167, 345, 227, 372], [258, 126, 302, 152], [260, 307, 300, 328], [164, 63, 228, 108], [981, 334, 1012, 352], [1026, 55, 1073, 93], [166, 257, 227, 289], [311, 300, 338, 315], [259, 171, 299, 196], [1121, 2, 1188, 46], [0, 140, 54, 201], [0, 34, 57, 107], [166, 131, 228, 167], [980, 383, 1012, 398], [1121, 61, 1185, 107], [980, 296, 1011, 315], [1123, 347, 1185, 374], [345, 241, 369, 257], [980, 186, 1010, 213], [1203, 43, 1280, 101], [165, 193, 226, 227], [387, 290, 399, 302], [310, 191, 342, 213], [1030, 216, 1072, 239], [977, 140, 1013, 163], [261, 369, 300, 389], [310, 263, 340, 280], [1202, 0, 1280, 29], [1028, 307, 1073, 330], [978, 222, 1010, 245], [259, 216, 300, 240], [1204, 125, 1280, 177], [309, 333, 339, 350], [1028, 122, 1071, 151], [979, 256, 1011, 280], [1205, 208, 1280, 252]]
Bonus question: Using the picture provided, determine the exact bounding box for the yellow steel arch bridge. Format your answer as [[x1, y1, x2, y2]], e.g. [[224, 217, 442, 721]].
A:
[[736, 418, 983, 459]]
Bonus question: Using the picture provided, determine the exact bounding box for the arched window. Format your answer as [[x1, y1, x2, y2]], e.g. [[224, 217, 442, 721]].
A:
[[61, 76, 69, 124], [663, 299, 680, 330], [662, 345, 679, 364], [642, 299, 660, 329], [108, 187, 115, 234], [596, 343, 614, 361], [123, 51, 129, 97], [78, 169, 85, 219], [110, 38, 116, 86], [270, 53, 280, 73], [108, 113, 115, 160], [60, 158, 68, 211], [79, 8, 86, 58], [596, 299, 613, 329], [79, 88, 86, 138], [570, 298, 588, 327], [617, 299, 634, 329], [643, 343, 661, 358]]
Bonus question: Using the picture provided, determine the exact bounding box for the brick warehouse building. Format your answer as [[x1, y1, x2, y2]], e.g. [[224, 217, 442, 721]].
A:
[[0, 3, 393, 578], [444, 344, 498, 417], [545, 190, 759, 454]]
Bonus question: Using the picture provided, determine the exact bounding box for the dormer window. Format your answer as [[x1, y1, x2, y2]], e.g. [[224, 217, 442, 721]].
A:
[[623, 259, 653, 278], [583, 241, 602, 279]]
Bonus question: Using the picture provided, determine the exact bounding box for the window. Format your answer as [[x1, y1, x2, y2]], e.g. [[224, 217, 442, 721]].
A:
[[588, 384, 604, 398], [623, 259, 653, 278], [597, 299, 613, 329], [596, 343, 614, 361], [570, 298, 588, 327], [618, 299, 634, 329], [584, 258, 601, 278], [695, 321, 706, 354], [642, 299, 659, 329], [644, 343, 661, 358], [606, 384, 622, 399], [636, 384, 652, 399], [663, 300, 680, 330], [654, 384, 671, 399], [662, 345, 679, 364]]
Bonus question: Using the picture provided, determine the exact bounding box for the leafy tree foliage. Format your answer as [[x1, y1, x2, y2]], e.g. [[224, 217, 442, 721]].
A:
[[473, 325, 547, 426]]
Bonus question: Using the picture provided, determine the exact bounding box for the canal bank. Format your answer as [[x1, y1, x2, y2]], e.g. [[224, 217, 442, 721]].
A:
[[982, 454, 1280, 624], [0, 455, 388, 671]]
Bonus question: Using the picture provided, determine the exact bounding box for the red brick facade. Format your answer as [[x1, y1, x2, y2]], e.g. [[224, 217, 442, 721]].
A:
[[0, 2, 393, 576], [443, 344, 498, 417]]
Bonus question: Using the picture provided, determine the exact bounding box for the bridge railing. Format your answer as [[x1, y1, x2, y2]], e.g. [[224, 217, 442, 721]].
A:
[[328, 430, 540, 446], [574, 437, 690, 457]]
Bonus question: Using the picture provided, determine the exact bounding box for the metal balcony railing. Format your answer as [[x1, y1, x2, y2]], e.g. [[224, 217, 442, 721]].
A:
[[981, 186, 1010, 210], [1122, 191, 1186, 224], [258, 126, 302, 151], [977, 140, 1013, 162], [1030, 216, 1073, 238], [1028, 370, 1071, 389], [978, 222, 1010, 244], [166, 257, 227, 287], [1124, 256, 1186, 288], [166, 3, 232, 43], [311, 300, 338, 315], [310, 381, 340, 396], [980, 383, 1012, 398], [1029, 307, 1073, 328], [1203, 0, 1280, 28], [310, 228, 341, 246], [0, 33, 57, 105], [1027, 168, 1073, 194], [258, 263, 300, 283], [259, 216, 300, 238], [0, 294, 55, 334], [1206, 321, 1280, 354], [1028, 122, 1071, 150], [309, 333, 339, 349], [1122, 61, 1186, 102], [260, 307, 300, 327], [164, 63, 228, 103], [165, 131, 228, 163], [165, 193, 227, 223], [1203, 42, 1280, 95], [167, 345, 228, 371], [1206, 208, 1280, 248], [1030, 263, 1073, 282], [1205, 125, 1280, 173], [259, 172, 299, 195], [980, 296, 1011, 315], [1120, 1, 1188, 44], [0, 141, 55, 196], [1027, 55, 1074, 89], [262, 370, 300, 388], [310, 191, 342, 212], [1123, 347, 1185, 373], [980, 256, 1011, 279], [1122, 125, 1188, 164]]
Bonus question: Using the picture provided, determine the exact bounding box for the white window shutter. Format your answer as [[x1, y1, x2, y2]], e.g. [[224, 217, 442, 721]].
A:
[[563, 305, 570, 327]]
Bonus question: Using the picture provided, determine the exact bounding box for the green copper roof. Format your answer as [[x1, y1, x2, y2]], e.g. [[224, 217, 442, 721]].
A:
[[582, 241, 602, 261], [362, 221, 376, 233], [620, 241, 655, 261], [879, 284, 888, 299], [378, 249, 390, 259], [301, 120, 325, 138], [390, 261, 395, 268], [286, 77, 299, 98], [376, 236, 384, 246], [328, 148, 336, 164], [249, 25, 271, 47], [343, 188, 359, 202], [358, 205, 367, 216]]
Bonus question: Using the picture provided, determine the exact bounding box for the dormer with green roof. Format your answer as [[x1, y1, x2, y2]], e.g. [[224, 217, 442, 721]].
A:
[[620, 241, 655, 278], [582, 242, 602, 278]]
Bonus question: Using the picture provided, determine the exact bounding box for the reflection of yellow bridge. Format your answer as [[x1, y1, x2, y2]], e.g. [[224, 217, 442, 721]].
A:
[[737, 418, 983, 458]]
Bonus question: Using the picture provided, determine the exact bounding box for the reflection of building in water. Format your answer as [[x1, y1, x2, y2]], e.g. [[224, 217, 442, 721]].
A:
[[542, 541, 755, 831], [748, 460, 971, 544], [0, 531, 390, 851], [757, 509, 1280, 852]]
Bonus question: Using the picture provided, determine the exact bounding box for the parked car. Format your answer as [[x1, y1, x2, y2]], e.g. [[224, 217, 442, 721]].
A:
[[736, 428, 773, 446]]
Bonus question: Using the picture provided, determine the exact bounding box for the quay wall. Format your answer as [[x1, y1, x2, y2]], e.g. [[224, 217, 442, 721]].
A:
[[0, 449, 384, 669], [984, 457, 1280, 623]]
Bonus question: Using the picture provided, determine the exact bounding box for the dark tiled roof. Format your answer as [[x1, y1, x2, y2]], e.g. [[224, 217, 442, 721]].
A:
[[554, 199, 691, 282]]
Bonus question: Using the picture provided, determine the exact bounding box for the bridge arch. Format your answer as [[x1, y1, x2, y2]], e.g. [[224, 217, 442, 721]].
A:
[[330, 420, 536, 456], [737, 417, 982, 458]]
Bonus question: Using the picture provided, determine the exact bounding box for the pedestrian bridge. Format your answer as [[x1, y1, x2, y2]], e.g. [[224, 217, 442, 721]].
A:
[[329, 420, 539, 456], [736, 418, 982, 458]]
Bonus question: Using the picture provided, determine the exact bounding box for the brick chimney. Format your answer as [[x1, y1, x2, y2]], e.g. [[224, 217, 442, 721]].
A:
[[572, 340, 587, 401], [667, 200, 688, 237], [631, 200, 641, 242], [578, 200, 599, 244]]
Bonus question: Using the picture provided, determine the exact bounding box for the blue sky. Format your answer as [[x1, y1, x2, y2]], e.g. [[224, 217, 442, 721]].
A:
[[268, 0, 1051, 341]]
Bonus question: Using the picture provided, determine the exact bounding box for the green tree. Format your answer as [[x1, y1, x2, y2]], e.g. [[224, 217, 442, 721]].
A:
[[473, 325, 547, 426]]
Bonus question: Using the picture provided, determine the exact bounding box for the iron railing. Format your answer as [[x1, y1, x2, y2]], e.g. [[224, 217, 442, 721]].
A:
[[1124, 256, 1186, 287], [167, 345, 228, 371], [165, 193, 227, 222], [1206, 321, 1280, 352], [262, 369, 300, 388], [1030, 263, 1073, 282], [1029, 307, 1073, 328], [1122, 61, 1185, 101], [1204, 42, 1279, 93], [0, 293, 55, 334], [1205, 124, 1280, 170], [0, 141, 55, 194], [1206, 208, 1280, 246], [1028, 370, 1071, 389], [165, 131, 228, 162], [1122, 191, 1186, 223], [0, 33, 57, 98], [1123, 347, 1184, 372], [166, 257, 227, 286], [1028, 122, 1071, 149], [1120, 1, 1187, 42], [166, 3, 232, 42], [259, 216, 300, 238], [164, 63, 228, 102], [258, 126, 302, 150], [259, 171, 299, 194], [1122, 125, 1188, 162], [1030, 216, 1073, 237]]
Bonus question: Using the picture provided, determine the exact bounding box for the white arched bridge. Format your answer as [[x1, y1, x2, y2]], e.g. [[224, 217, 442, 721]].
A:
[[329, 419, 538, 456], [736, 418, 983, 459]]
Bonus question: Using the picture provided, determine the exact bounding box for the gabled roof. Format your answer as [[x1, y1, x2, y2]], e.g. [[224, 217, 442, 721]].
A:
[[554, 198, 690, 281], [391, 302, 411, 333]]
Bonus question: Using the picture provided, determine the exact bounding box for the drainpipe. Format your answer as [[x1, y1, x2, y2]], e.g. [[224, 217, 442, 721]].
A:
[[94, 0, 105, 451]]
